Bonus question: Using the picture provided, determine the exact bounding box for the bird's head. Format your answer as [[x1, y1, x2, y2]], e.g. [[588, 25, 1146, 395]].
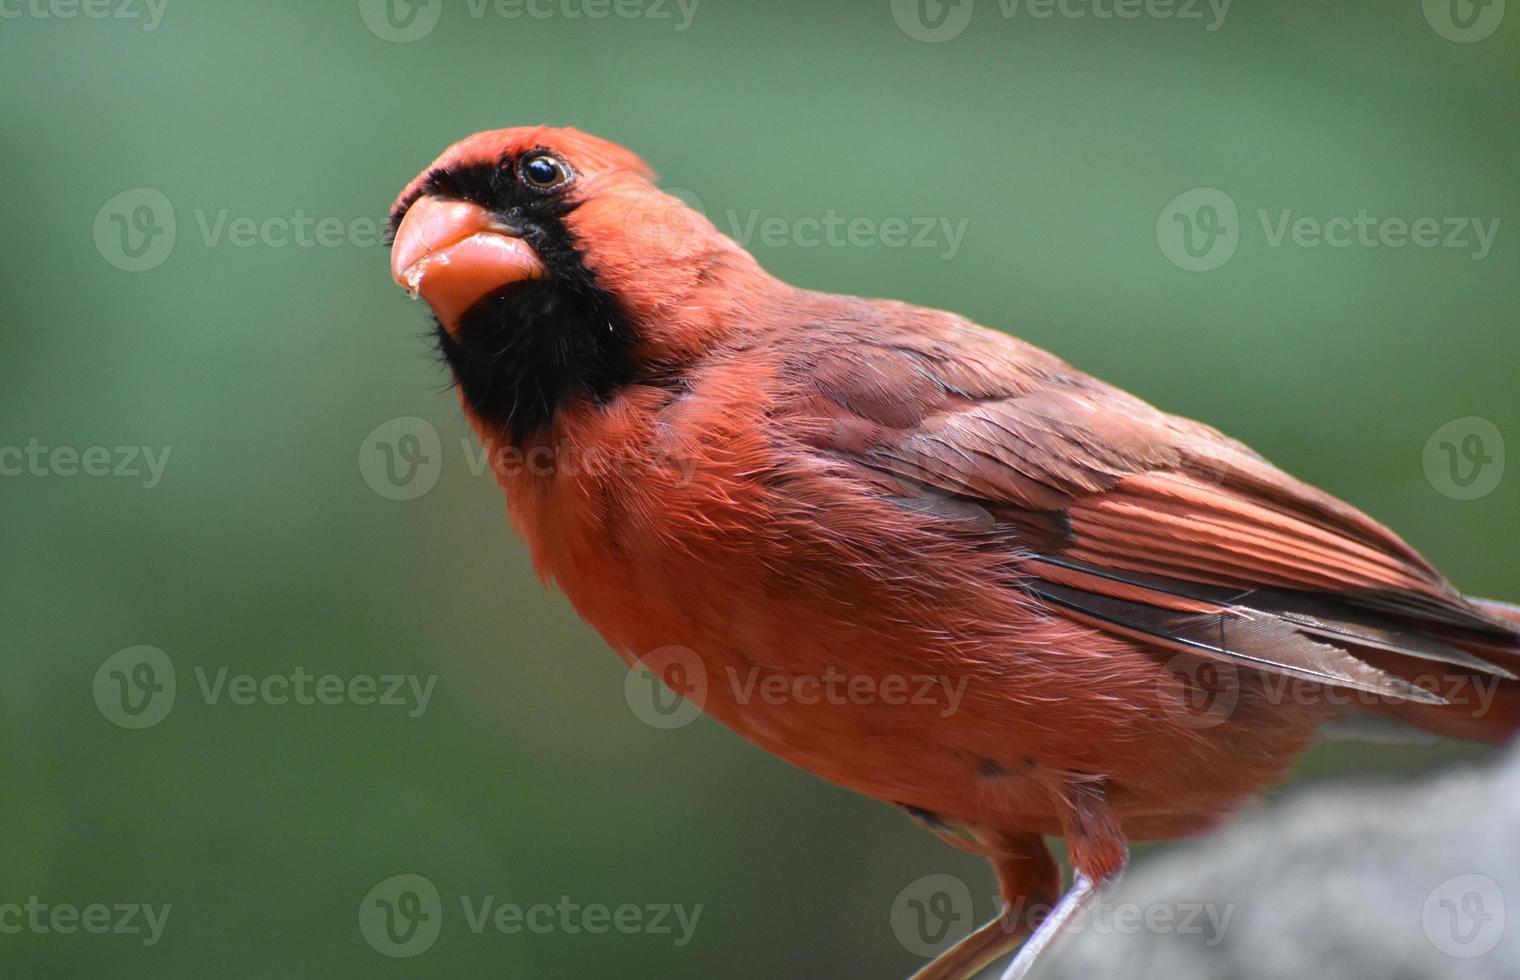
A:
[[387, 125, 767, 440]]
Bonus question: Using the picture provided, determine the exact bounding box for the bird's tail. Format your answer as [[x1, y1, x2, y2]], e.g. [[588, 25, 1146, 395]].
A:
[[1366, 597, 1520, 746], [1474, 597, 1520, 630]]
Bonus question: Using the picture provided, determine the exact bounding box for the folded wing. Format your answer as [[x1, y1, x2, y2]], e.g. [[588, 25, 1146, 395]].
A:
[[788, 308, 1520, 712]]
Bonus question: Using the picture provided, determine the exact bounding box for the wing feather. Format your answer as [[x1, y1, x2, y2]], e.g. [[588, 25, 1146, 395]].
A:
[[787, 310, 1520, 699]]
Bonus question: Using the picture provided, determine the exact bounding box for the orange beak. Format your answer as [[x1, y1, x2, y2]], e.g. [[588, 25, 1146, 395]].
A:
[[389, 197, 545, 329]]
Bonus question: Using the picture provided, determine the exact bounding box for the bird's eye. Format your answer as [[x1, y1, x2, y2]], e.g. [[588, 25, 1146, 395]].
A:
[[520, 153, 571, 190]]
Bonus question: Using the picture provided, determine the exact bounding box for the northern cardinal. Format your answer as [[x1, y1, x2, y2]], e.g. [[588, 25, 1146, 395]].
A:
[[387, 127, 1520, 979]]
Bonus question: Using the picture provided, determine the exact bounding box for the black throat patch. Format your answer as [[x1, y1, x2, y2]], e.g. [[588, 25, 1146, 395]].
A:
[[392, 158, 637, 443]]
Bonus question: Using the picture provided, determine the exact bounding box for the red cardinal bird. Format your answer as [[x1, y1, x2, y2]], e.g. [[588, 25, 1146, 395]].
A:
[[387, 126, 1520, 979]]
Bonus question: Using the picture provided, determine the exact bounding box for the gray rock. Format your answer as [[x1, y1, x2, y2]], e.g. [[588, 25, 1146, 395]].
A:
[[1031, 751, 1520, 980]]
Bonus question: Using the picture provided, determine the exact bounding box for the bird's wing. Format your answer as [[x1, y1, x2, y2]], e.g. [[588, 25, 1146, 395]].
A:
[[786, 307, 1519, 702]]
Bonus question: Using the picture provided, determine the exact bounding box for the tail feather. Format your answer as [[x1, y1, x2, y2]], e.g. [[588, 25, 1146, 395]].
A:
[[1363, 596, 1520, 746], [1474, 597, 1520, 631]]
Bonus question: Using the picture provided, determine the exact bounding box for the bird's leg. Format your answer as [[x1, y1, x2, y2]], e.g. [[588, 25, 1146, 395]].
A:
[[909, 831, 1060, 980], [998, 779, 1129, 980], [909, 909, 1029, 980], [997, 873, 1099, 980]]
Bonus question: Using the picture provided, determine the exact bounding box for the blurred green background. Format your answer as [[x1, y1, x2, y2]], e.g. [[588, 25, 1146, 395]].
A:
[[2, 0, 1516, 976]]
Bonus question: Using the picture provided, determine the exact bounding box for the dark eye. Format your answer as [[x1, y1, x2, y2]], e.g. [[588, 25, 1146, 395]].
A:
[[521, 153, 570, 190]]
